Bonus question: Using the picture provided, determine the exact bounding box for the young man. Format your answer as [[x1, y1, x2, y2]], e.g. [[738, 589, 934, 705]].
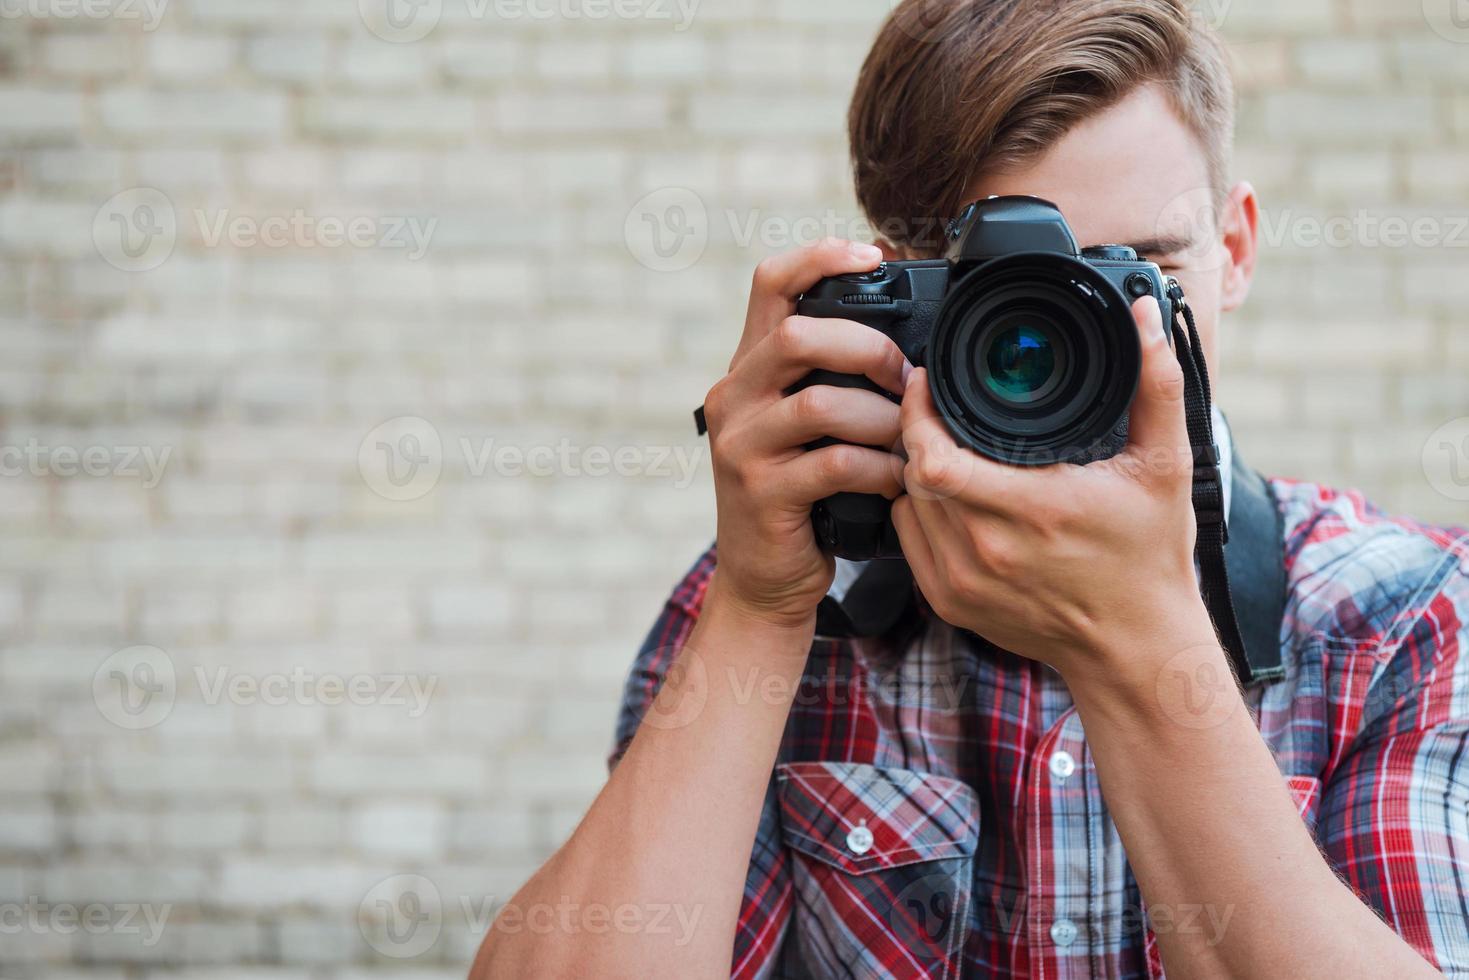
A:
[[473, 1, 1468, 977]]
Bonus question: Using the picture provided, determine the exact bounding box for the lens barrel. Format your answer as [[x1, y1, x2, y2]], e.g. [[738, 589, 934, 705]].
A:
[[926, 253, 1142, 466]]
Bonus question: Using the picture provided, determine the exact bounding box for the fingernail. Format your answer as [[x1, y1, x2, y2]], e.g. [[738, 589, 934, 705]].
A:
[[902, 360, 916, 388], [852, 243, 883, 263]]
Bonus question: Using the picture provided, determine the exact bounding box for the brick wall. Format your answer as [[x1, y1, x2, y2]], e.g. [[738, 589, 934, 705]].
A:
[[0, 0, 1465, 975]]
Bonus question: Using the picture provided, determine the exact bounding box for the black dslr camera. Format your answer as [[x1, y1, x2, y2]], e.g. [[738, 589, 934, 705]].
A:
[[795, 196, 1177, 560]]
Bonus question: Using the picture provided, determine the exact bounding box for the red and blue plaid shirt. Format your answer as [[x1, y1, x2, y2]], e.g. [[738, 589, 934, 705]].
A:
[[612, 479, 1469, 979]]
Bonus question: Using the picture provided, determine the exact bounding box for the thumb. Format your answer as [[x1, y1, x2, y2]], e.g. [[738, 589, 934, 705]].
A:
[[1125, 295, 1190, 460]]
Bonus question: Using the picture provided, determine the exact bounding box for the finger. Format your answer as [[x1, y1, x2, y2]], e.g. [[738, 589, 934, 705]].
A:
[[744, 386, 902, 456], [899, 368, 1034, 504], [905, 487, 959, 555], [777, 444, 905, 505], [733, 316, 909, 399], [891, 495, 939, 588], [1125, 295, 1191, 461], [734, 239, 885, 363]]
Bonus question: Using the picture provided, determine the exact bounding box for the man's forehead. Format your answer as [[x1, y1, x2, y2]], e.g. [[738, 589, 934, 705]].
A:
[[965, 85, 1215, 254]]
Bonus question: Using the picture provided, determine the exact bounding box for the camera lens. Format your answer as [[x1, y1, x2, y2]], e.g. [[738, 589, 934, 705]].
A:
[[926, 254, 1141, 466], [983, 322, 1059, 404]]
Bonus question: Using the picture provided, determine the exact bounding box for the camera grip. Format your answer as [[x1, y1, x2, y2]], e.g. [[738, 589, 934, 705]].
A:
[[789, 368, 906, 561]]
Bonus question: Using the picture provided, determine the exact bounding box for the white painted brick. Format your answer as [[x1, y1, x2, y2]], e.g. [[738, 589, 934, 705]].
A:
[[495, 93, 671, 133], [41, 33, 133, 78], [157, 807, 252, 851], [348, 801, 448, 857], [339, 40, 433, 90], [100, 88, 288, 139], [309, 751, 487, 797], [0, 88, 85, 140], [0, 803, 57, 850], [440, 38, 522, 82], [147, 33, 237, 81], [1295, 39, 1386, 85], [424, 585, 513, 636], [303, 96, 476, 140], [246, 35, 331, 83]]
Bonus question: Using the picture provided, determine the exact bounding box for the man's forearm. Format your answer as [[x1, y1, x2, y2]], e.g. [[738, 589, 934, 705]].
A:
[[471, 576, 811, 980], [1063, 621, 1441, 980]]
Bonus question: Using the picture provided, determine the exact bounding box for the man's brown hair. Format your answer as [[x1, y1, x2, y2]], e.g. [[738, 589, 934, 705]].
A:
[[850, 0, 1236, 256]]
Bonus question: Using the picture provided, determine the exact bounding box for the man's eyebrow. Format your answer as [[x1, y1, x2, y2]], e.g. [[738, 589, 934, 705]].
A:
[[1116, 236, 1195, 259]]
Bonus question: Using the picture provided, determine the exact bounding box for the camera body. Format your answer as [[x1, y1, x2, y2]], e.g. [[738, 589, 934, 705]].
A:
[[795, 196, 1176, 561]]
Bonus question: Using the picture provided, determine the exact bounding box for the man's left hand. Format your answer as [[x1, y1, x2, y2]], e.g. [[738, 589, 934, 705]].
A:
[[891, 295, 1220, 681]]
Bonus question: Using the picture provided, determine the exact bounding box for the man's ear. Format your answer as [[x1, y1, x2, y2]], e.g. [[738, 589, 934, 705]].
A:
[[1218, 181, 1259, 313]]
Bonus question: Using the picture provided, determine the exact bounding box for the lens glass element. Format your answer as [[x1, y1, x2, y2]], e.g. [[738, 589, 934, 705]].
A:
[[984, 325, 1056, 402]]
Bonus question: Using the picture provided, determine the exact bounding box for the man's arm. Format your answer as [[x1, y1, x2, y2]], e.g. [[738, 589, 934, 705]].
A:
[[1066, 636, 1447, 979], [891, 295, 1450, 978], [469, 238, 910, 979]]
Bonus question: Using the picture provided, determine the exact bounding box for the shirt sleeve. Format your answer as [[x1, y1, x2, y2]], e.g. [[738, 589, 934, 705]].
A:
[[608, 545, 717, 771], [607, 545, 796, 979], [1316, 565, 1469, 976]]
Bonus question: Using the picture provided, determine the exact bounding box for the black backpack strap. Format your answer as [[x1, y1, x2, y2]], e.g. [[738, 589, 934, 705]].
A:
[[1223, 451, 1288, 684]]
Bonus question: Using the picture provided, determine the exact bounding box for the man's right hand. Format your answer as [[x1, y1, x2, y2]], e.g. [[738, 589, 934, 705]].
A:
[[700, 238, 910, 630]]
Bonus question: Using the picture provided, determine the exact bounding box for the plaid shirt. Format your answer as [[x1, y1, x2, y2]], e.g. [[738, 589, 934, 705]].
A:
[[612, 479, 1469, 979]]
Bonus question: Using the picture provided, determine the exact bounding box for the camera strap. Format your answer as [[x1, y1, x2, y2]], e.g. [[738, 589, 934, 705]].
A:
[[1165, 281, 1286, 686]]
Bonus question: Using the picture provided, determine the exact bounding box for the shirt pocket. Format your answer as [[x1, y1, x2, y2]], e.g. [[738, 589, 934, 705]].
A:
[[776, 761, 980, 980]]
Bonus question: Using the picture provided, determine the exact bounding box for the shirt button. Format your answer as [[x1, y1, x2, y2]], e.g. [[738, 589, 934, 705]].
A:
[[1049, 750, 1077, 780], [1050, 918, 1078, 947], [845, 823, 874, 856]]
